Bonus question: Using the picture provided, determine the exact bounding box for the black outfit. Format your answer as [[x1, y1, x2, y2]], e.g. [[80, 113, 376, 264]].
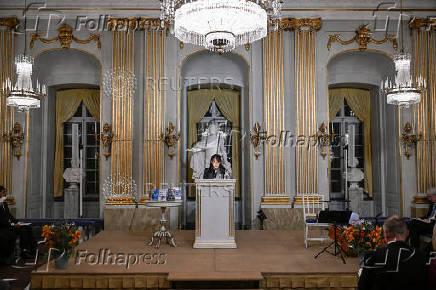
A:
[[408, 202, 436, 249], [0, 202, 36, 260], [203, 165, 226, 179], [358, 241, 427, 290]]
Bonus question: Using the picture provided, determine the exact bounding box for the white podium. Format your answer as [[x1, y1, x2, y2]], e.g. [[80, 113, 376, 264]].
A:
[[193, 179, 236, 248]]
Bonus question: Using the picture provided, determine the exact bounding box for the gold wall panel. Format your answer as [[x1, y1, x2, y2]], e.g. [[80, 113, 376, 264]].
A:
[[263, 31, 285, 195], [411, 23, 436, 192], [144, 31, 165, 192], [111, 30, 134, 191], [293, 20, 320, 194], [0, 27, 15, 198]]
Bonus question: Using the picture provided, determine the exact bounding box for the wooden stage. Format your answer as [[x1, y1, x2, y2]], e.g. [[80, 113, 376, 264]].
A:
[[31, 230, 359, 289]]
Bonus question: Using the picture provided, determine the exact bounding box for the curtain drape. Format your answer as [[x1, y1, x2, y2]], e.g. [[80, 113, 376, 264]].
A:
[[214, 89, 240, 199], [54, 89, 100, 198], [329, 88, 373, 197], [187, 89, 240, 197]]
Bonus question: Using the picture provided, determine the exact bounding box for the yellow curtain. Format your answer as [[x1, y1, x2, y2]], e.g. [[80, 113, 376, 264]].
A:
[[54, 89, 100, 197], [187, 89, 241, 197], [213, 89, 240, 198], [329, 88, 373, 197]]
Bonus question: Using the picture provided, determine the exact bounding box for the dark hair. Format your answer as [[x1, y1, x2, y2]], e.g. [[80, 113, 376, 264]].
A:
[[0, 185, 5, 192], [383, 215, 407, 236], [210, 154, 222, 163]]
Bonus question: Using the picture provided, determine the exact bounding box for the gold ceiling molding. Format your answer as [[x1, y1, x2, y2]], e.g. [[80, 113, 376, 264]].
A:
[[0, 17, 19, 29], [107, 17, 167, 31], [30, 23, 101, 50], [279, 17, 322, 31], [327, 24, 397, 51], [409, 17, 436, 30]]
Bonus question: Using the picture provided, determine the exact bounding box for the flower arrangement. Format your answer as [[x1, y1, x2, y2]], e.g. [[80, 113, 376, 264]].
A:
[[342, 220, 386, 256], [41, 224, 82, 258]]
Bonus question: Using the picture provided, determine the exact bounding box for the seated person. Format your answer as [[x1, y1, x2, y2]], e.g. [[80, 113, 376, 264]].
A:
[[358, 215, 427, 290], [0, 185, 36, 260], [203, 154, 230, 179], [408, 187, 436, 250]]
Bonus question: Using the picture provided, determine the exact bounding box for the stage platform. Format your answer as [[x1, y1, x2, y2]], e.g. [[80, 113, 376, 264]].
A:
[[31, 230, 359, 289]]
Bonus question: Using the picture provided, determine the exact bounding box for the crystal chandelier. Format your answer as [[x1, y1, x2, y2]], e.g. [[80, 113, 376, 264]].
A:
[[2, 0, 46, 112], [160, 0, 282, 53], [382, 0, 424, 109], [383, 52, 425, 108], [2, 55, 46, 111]]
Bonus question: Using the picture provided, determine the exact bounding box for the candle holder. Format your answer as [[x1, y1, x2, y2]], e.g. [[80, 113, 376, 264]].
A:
[[94, 123, 113, 160], [317, 122, 334, 159], [400, 122, 421, 159], [249, 122, 267, 159], [3, 122, 25, 160], [160, 122, 180, 159]]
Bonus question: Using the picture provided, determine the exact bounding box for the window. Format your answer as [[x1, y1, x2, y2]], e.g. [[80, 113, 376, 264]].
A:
[[196, 100, 233, 165], [63, 102, 100, 201], [329, 99, 364, 199]]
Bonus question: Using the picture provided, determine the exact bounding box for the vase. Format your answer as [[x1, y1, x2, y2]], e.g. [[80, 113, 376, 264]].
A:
[[54, 252, 69, 269]]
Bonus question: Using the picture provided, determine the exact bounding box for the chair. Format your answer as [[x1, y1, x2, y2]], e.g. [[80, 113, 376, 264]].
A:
[[301, 193, 330, 248]]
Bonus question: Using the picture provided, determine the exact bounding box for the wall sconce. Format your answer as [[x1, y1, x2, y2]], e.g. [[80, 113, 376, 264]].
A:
[[5, 122, 25, 160], [317, 122, 333, 159], [249, 122, 267, 160], [95, 123, 113, 160], [401, 122, 421, 159], [160, 122, 180, 159]]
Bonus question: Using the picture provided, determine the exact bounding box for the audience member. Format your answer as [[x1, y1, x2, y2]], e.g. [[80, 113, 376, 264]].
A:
[[0, 185, 36, 261], [358, 215, 427, 290], [408, 187, 436, 250]]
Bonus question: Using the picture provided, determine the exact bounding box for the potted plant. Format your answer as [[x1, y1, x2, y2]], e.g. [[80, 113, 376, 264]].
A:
[[41, 224, 82, 269]]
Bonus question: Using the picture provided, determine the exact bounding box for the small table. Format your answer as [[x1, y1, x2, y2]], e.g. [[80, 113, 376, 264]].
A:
[[144, 200, 182, 248]]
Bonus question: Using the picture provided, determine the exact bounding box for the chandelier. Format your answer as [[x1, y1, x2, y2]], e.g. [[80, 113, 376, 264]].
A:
[[2, 55, 46, 111], [382, 0, 424, 109], [160, 0, 282, 53], [383, 52, 425, 108], [2, 0, 46, 112]]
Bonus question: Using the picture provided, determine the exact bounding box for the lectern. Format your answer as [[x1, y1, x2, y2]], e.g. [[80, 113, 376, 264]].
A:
[[193, 179, 236, 248]]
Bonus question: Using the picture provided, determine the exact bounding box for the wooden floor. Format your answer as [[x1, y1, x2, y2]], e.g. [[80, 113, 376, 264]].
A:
[[31, 230, 359, 289]]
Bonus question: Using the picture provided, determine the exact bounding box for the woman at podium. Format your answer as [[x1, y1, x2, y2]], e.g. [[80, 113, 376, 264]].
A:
[[203, 154, 231, 179]]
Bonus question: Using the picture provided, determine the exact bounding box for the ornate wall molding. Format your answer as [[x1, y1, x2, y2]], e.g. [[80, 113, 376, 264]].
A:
[[30, 24, 101, 50], [279, 17, 322, 31], [409, 17, 436, 30], [0, 17, 19, 29], [327, 24, 397, 51], [107, 17, 167, 31]]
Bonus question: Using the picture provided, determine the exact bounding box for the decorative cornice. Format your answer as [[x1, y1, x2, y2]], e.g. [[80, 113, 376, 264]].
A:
[[0, 17, 19, 29], [409, 17, 436, 30], [327, 24, 397, 51], [107, 17, 167, 31], [30, 23, 101, 49], [279, 17, 322, 31]]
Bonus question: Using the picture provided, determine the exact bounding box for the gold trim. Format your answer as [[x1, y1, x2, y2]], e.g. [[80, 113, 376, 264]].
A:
[[328, 24, 397, 51], [107, 17, 167, 31], [412, 195, 430, 204], [30, 24, 101, 50], [24, 111, 30, 218], [279, 17, 322, 31], [0, 17, 18, 29], [409, 17, 436, 30], [261, 196, 291, 205]]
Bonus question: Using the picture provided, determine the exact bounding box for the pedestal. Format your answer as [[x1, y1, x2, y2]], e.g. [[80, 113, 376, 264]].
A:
[[349, 187, 364, 215], [64, 183, 79, 218], [193, 179, 236, 248]]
